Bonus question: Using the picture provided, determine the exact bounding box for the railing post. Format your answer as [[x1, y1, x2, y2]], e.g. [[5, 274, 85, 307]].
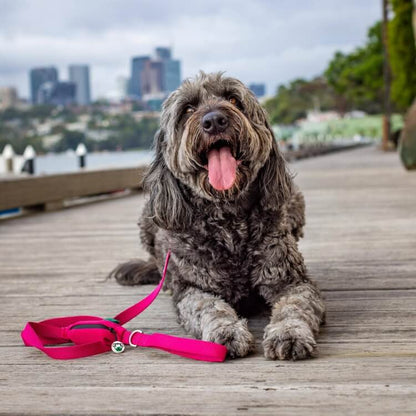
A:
[[22, 145, 36, 175], [2, 144, 15, 174], [76, 143, 87, 169]]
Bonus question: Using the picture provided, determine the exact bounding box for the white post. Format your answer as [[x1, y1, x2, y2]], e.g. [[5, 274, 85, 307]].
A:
[[23, 145, 36, 175], [2, 144, 15, 173], [75, 143, 87, 169]]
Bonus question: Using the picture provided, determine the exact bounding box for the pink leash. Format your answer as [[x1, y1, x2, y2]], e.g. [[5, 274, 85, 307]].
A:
[[21, 251, 227, 362]]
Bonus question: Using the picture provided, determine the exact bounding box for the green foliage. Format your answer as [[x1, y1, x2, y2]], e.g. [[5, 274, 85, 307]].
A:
[[53, 107, 77, 123], [0, 104, 159, 155], [105, 115, 158, 150], [324, 21, 384, 114], [389, 0, 416, 112], [0, 107, 49, 153], [50, 114, 159, 152], [52, 130, 87, 153], [0, 130, 45, 154], [0, 105, 55, 123], [264, 77, 335, 124]]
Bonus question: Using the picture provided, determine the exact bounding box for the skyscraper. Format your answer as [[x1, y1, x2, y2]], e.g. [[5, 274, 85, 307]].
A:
[[163, 59, 181, 93], [129, 56, 151, 99], [69, 65, 91, 105], [155, 47, 172, 61], [30, 67, 58, 104], [128, 48, 181, 101]]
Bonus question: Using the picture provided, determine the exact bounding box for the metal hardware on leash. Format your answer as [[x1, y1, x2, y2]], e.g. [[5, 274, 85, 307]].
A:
[[111, 341, 125, 353], [128, 330, 143, 347]]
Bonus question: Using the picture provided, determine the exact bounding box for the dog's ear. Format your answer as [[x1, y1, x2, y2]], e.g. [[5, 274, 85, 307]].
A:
[[257, 125, 293, 211], [144, 129, 192, 231]]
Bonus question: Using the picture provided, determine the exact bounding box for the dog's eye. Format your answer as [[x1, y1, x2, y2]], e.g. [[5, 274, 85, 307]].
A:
[[184, 106, 195, 115], [229, 97, 238, 106]]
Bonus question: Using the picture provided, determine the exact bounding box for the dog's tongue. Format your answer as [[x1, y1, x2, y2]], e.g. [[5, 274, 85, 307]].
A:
[[207, 146, 237, 191]]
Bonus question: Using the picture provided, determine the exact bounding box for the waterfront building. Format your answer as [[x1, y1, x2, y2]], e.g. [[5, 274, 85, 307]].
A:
[[37, 81, 76, 106], [30, 67, 58, 104], [0, 87, 18, 109], [69, 65, 91, 105]]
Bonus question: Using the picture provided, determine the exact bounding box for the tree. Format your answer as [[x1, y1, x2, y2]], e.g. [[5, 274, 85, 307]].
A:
[[52, 130, 87, 153], [389, 0, 416, 111], [324, 22, 384, 114], [264, 77, 335, 124]]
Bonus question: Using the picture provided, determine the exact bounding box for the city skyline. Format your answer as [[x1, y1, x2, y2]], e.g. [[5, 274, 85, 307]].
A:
[[29, 65, 91, 106], [1, 0, 382, 100]]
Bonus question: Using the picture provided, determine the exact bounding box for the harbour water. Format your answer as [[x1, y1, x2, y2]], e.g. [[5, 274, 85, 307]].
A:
[[0, 149, 154, 175]]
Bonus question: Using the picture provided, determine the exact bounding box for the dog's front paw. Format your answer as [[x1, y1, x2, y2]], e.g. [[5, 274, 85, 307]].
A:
[[109, 260, 160, 286], [263, 319, 317, 360], [203, 319, 255, 358]]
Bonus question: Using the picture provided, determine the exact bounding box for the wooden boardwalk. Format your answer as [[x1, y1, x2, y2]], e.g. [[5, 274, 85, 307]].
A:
[[1, 146, 415, 415]]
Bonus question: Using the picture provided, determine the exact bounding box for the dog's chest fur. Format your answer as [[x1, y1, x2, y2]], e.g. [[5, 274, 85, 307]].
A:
[[163, 202, 280, 307]]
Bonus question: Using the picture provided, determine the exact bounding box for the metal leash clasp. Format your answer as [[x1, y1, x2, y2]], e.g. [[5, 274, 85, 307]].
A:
[[128, 330, 143, 348]]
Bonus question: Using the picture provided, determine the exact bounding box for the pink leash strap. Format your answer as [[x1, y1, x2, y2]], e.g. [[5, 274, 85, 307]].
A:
[[21, 251, 227, 362]]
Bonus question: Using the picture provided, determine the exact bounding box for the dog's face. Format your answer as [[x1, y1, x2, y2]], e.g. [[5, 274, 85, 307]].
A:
[[145, 72, 291, 230], [160, 72, 274, 201]]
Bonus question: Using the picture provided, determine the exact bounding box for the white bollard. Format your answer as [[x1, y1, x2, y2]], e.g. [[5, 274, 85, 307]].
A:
[[75, 143, 87, 169], [22, 145, 36, 175], [2, 144, 15, 173]]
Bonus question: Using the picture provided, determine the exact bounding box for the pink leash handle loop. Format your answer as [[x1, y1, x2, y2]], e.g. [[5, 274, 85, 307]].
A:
[[20, 251, 228, 362], [21, 317, 112, 360]]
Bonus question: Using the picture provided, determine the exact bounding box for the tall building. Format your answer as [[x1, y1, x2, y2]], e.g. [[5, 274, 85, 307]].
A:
[[37, 81, 76, 106], [155, 47, 171, 60], [163, 59, 181, 93], [249, 83, 266, 98], [0, 87, 18, 110], [30, 67, 58, 104], [69, 65, 91, 105], [128, 47, 181, 101], [149, 61, 164, 93], [129, 56, 151, 99]]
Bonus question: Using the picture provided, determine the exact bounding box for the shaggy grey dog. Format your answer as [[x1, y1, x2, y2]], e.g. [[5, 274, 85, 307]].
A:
[[111, 72, 326, 360]]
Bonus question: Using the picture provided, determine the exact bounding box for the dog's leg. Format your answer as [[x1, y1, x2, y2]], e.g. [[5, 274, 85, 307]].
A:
[[175, 286, 255, 358], [262, 282, 325, 360], [109, 258, 160, 286]]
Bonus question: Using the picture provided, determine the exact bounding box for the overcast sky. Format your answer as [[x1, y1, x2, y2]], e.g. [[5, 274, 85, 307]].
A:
[[0, 0, 382, 100]]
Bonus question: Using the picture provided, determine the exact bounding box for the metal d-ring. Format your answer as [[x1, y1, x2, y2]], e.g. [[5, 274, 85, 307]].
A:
[[128, 330, 143, 347]]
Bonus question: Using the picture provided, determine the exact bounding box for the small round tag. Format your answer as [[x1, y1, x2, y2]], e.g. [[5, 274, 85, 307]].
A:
[[111, 341, 125, 354]]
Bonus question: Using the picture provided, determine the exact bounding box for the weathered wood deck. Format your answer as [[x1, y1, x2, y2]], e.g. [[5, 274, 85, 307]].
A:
[[1, 145, 415, 415]]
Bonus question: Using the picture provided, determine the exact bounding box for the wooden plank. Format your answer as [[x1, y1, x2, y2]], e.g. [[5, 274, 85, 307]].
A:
[[0, 166, 146, 211]]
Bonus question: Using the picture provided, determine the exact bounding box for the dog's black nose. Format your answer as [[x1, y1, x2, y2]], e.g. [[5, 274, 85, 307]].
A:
[[201, 111, 229, 135]]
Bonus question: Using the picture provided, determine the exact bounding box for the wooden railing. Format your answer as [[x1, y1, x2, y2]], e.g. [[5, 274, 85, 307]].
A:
[[0, 166, 146, 212], [0, 141, 371, 214]]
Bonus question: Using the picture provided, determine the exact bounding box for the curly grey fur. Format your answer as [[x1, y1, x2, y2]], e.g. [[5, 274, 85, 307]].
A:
[[112, 72, 325, 360]]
